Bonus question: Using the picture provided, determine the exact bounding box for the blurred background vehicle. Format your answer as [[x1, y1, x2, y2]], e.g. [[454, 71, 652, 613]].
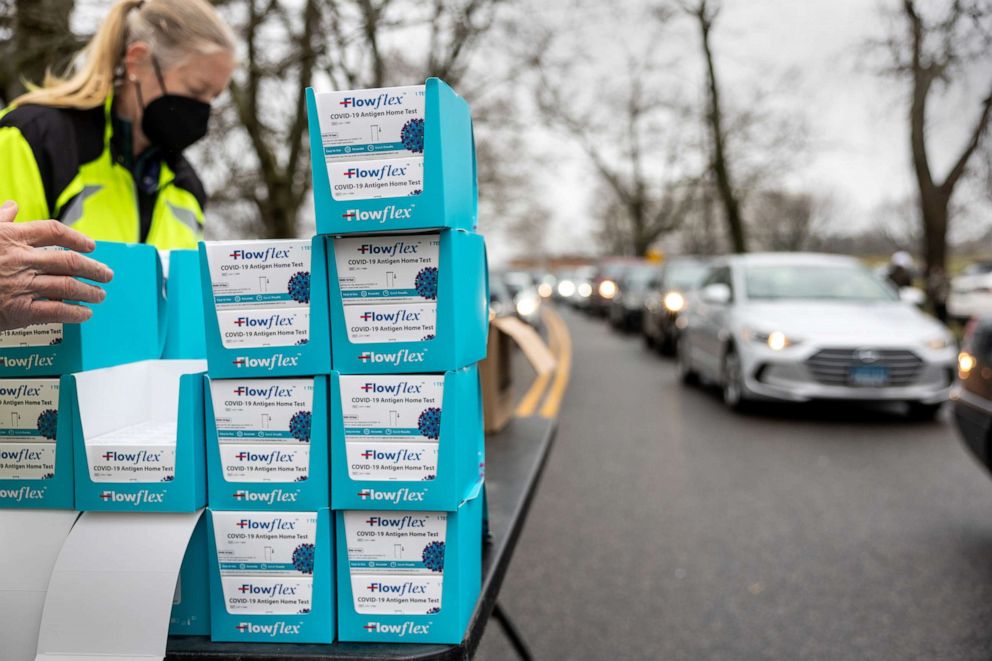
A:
[[489, 274, 516, 319], [641, 256, 711, 354], [569, 265, 598, 311], [948, 261, 992, 324], [497, 270, 543, 327], [608, 263, 663, 332], [677, 253, 956, 417], [588, 258, 647, 318], [951, 316, 992, 473]]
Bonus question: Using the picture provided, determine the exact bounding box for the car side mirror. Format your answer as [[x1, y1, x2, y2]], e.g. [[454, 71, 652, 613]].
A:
[[701, 283, 731, 305]]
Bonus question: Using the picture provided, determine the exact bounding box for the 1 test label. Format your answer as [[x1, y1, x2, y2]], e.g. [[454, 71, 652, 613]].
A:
[[0, 323, 63, 348], [314, 85, 425, 161], [334, 235, 439, 305], [328, 157, 423, 201], [206, 240, 312, 310], [211, 378, 314, 444], [0, 379, 60, 441]]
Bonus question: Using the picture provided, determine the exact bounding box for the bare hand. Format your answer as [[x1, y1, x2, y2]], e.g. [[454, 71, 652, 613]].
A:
[[0, 201, 114, 331]]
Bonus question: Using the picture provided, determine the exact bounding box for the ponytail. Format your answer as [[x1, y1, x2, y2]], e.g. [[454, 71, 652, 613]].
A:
[[13, 0, 234, 110]]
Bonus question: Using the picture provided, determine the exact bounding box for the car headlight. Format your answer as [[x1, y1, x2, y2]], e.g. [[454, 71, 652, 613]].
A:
[[599, 279, 618, 299], [577, 282, 592, 298], [741, 327, 800, 351], [925, 336, 952, 350], [959, 351, 977, 377], [516, 295, 540, 318], [663, 291, 685, 313], [538, 283, 553, 298], [557, 280, 576, 297]]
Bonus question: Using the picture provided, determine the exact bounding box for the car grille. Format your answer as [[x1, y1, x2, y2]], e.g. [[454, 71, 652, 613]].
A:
[[806, 349, 924, 386]]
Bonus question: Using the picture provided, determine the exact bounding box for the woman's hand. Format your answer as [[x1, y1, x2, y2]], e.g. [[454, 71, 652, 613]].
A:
[[0, 200, 114, 331]]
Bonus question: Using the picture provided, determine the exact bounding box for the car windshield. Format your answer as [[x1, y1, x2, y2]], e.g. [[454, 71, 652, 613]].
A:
[[745, 263, 897, 302], [667, 262, 708, 290], [624, 267, 660, 292]]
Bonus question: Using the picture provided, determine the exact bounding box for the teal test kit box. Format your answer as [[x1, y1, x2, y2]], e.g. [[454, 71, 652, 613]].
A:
[[206, 508, 334, 643], [331, 366, 484, 510], [70, 360, 207, 512], [307, 78, 477, 234], [162, 249, 207, 360], [205, 375, 330, 510], [0, 242, 164, 377], [0, 377, 74, 509], [327, 230, 488, 374], [199, 238, 331, 378], [335, 487, 482, 644]]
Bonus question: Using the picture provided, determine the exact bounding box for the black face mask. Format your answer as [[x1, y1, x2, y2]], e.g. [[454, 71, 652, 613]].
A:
[[134, 57, 211, 153]]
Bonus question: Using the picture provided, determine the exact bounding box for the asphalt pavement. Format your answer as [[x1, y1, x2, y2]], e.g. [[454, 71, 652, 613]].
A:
[[475, 306, 992, 661]]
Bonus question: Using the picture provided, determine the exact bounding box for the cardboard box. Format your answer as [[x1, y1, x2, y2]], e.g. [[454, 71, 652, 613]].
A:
[[335, 485, 482, 644], [307, 79, 477, 234], [481, 316, 556, 433], [327, 230, 488, 374], [331, 366, 484, 510], [207, 508, 335, 643], [199, 237, 331, 378], [71, 360, 207, 512], [206, 375, 330, 511], [0, 242, 165, 377]]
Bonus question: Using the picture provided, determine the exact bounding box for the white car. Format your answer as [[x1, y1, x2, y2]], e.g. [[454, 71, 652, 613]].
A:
[[678, 253, 956, 418], [948, 261, 992, 323]]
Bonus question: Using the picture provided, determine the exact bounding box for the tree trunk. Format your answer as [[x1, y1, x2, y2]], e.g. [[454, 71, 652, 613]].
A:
[[9, 0, 77, 99]]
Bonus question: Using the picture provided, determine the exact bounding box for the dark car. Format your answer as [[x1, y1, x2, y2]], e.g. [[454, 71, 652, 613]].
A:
[[588, 259, 647, 318], [609, 264, 663, 332], [641, 257, 710, 354], [952, 316, 992, 471]]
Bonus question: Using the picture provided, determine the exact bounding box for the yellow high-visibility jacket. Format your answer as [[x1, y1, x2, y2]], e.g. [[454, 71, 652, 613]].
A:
[[0, 96, 205, 249]]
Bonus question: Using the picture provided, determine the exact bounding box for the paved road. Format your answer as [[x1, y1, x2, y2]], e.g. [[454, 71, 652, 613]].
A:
[[476, 306, 992, 661]]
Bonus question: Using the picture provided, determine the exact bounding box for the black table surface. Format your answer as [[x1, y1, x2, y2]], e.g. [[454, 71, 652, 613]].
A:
[[165, 415, 557, 661]]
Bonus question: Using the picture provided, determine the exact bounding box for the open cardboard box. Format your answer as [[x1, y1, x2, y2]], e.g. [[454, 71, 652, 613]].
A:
[[480, 316, 556, 433]]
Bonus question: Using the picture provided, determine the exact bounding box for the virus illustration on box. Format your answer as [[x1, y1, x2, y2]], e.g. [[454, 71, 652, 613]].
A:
[[290, 410, 311, 442], [295, 474, 309, 482], [415, 267, 438, 300], [410, 189, 422, 196], [295, 338, 309, 345], [41, 472, 54, 480], [421, 334, 435, 342], [422, 474, 435, 481], [292, 543, 315, 574], [161, 475, 174, 482], [36, 409, 57, 440], [422, 541, 444, 572], [298, 608, 310, 614], [400, 118, 425, 153], [426, 607, 441, 614], [418, 407, 441, 440], [49, 337, 62, 345], [287, 271, 311, 304]]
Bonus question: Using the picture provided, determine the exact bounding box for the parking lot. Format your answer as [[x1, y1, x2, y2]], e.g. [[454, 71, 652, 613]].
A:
[[477, 306, 992, 660]]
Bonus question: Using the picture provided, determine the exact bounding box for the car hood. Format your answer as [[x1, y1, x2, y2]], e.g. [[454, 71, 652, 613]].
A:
[[735, 301, 948, 345]]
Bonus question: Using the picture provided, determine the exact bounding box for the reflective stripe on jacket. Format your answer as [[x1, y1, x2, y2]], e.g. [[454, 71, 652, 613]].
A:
[[0, 96, 206, 249]]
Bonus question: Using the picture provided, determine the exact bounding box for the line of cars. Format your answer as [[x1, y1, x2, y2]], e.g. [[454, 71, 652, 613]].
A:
[[558, 252, 959, 420]]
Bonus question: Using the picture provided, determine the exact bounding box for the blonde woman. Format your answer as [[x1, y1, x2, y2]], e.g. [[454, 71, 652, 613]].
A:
[[0, 0, 235, 328]]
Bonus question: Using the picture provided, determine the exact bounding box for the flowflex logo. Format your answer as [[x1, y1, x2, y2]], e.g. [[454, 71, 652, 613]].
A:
[[228, 247, 291, 261], [236, 517, 296, 531], [363, 621, 431, 637], [0, 354, 55, 370], [343, 164, 408, 180], [0, 485, 47, 502], [100, 450, 163, 464], [235, 449, 296, 464], [0, 384, 42, 398], [233, 489, 300, 503], [357, 488, 425, 504], [238, 582, 297, 596], [360, 381, 423, 395], [341, 205, 415, 224], [233, 384, 295, 399], [0, 447, 44, 462], [232, 313, 297, 329], [236, 621, 302, 637], [364, 515, 428, 530], [232, 354, 301, 370], [359, 309, 421, 324], [357, 350, 426, 367], [361, 448, 424, 463], [98, 490, 165, 506], [355, 241, 419, 256], [338, 92, 405, 109], [366, 581, 428, 596]]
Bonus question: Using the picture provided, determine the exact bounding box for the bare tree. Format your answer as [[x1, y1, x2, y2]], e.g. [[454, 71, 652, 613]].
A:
[[0, 0, 79, 106], [681, 0, 746, 253], [880, 0, 992, 291]]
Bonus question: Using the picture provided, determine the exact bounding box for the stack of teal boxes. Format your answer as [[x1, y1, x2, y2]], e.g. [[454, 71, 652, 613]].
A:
[[198, 232, 335, 643], [307, 78, 489, 644]]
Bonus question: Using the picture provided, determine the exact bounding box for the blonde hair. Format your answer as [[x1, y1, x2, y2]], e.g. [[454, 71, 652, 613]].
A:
[[14, 0, 235, 110]]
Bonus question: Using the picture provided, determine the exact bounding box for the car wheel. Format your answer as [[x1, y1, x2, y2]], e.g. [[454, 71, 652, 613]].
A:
[[659, 329, 676, 356], [677, 335, 698, 385], [722, 347, 749, 412], [907, 401, 942, 421], [643, 328, 656, 350]]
